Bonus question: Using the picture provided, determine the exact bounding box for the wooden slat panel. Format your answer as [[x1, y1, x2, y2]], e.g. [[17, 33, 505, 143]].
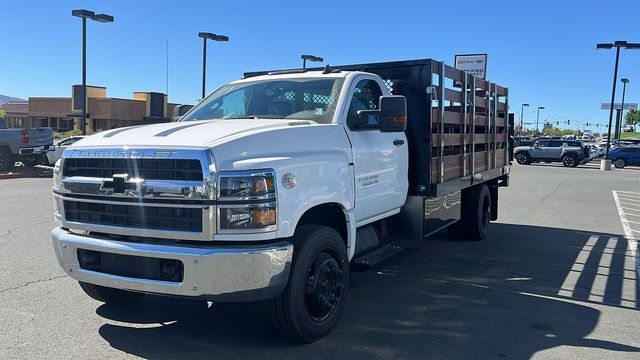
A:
[[474, 115, 487, 126], [495, 117, 505, 127], [432, 134, 468, 146], [497, 102, 506, 111], [431, 111, 463, 125], [445, 65, 462, 82], [443, 154, 462, 181], [475, 78, 487, 90], [496, 150, 506, 166], [474, 96, 486, 107], [496, 85, 507, 96], [474, 151, 488, 171], [496, 133, 505, 143], [445, 88, 462, 103], [430, 158, 438, 184]]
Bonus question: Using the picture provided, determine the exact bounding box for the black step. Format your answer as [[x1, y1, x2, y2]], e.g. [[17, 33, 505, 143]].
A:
[[351, 244, 404, 271]]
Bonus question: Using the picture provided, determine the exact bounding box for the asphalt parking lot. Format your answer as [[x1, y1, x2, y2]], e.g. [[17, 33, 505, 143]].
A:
[[1, 163, 639, 359]]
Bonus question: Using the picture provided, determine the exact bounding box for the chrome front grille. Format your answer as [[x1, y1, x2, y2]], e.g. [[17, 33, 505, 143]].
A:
[[62, 158, 203, 181], [64, 200, 203, 232], [54, 149, 215, 241]]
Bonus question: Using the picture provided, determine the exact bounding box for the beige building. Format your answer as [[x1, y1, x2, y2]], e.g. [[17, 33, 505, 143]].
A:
[[23, 85, 178, 132]]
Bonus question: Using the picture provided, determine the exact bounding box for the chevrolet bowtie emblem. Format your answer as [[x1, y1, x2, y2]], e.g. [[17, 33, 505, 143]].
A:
[[100, 174, 143, 194]]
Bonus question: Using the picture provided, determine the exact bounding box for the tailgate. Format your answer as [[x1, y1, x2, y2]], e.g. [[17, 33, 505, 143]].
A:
[[26, 128, 54, 146]]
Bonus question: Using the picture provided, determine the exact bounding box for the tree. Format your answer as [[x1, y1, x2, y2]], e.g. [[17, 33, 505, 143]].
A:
[[0, 107, 5, 119], [625, 109, 640, 125]]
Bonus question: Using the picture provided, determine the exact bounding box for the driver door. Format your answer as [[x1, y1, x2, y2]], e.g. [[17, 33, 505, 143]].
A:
[[343, 76, 408, 225]]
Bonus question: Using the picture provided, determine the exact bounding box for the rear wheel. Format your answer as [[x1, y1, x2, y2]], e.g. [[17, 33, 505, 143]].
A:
[[461, 184, 491, 241], [78, 281, 145, 304], [515, 153, 531, 165], [613, 158, 626, 168], [270, 225, 349, 342], [562, 155, 578, 167], [0, 149, 14, 171]]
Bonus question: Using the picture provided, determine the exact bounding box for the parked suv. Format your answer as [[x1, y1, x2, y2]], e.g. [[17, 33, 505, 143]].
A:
[[514, 140, 590, 167], [610, 147, 640, 168]]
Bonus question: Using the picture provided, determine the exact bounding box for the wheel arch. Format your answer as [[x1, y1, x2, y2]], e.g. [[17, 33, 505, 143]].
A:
[[293, 202, 355, 260]]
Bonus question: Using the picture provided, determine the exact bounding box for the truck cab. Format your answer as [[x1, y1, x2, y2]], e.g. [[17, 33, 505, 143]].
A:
[[51, 59, 510, 342]]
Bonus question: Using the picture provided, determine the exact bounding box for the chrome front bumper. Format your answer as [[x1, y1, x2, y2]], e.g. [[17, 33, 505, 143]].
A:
[[51, 227, 293, 302]]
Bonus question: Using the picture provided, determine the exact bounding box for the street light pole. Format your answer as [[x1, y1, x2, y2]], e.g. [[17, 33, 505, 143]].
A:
[[536, 106, 544, 132], [201, 37, 207, 100], [520, 103, 529, 132], [82, 16, 86, 135], [597, 41, 640, 167], [72, 9, 114, 135], [620, 78, 629, 137], [198, 32, 229, 100]]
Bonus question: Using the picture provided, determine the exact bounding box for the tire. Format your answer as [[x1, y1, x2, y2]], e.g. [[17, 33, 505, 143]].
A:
[[270, 225, 349, 342], [461, 184, 491, 241], [562, 155, 578, 167], [78, 281, 145, 304], [613, 158, 626, 168], [0, 149, 14, 172], [515, 153, 531, 165]]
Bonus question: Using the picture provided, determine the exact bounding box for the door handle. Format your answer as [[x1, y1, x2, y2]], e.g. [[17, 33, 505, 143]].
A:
[[393, 139, 405, 146]]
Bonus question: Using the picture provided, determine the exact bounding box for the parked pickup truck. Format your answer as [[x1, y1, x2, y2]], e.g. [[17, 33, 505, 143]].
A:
[[513, 139, 590, 167], [0, 118, 54, 170], [51, 59, 512, 342]]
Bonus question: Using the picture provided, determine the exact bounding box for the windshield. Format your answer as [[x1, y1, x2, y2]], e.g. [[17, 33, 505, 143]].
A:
[[182, 77, 345, 124]]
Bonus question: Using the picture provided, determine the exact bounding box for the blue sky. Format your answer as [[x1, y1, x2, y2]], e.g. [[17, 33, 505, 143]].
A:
[[2, 0, 639, 131]]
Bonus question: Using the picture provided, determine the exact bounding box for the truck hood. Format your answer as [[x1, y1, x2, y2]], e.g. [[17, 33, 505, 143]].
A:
[[72, 119, 315, 149]]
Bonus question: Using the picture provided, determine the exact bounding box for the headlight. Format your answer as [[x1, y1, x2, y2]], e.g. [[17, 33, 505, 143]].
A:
[[217, 170, 277, 233], [218, 170, 275, 200], [219, 203, 277, 231]]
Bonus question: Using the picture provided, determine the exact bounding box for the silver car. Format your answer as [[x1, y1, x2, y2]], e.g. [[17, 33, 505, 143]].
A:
[[46, 136, 86, 165]]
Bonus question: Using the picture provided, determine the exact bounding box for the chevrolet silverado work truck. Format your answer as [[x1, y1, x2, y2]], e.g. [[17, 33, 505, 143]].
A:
[[51, 59, 511, 342]]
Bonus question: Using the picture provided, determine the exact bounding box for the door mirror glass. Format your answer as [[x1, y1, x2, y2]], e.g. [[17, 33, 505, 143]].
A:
[[356, 95, 407, 132]]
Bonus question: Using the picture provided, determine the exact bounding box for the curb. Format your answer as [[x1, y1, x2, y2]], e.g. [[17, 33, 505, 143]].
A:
[[0, 168, 53, 180]]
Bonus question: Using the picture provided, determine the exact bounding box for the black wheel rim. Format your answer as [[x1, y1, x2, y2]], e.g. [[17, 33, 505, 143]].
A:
[[615, 159, 624, 167], [305, 250, 343, 322], [481, 198, 490, 230], [517, 154, 526, 164]]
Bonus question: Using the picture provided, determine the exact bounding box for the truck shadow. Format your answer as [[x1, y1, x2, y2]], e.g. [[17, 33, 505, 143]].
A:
[[96, 223, 640, 359]]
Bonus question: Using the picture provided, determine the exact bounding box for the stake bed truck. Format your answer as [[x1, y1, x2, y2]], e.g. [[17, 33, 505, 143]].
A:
[[51, 59, 511, 342]]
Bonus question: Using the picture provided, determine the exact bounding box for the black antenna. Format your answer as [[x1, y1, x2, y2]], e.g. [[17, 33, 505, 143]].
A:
[[322, 65, 332, 74]]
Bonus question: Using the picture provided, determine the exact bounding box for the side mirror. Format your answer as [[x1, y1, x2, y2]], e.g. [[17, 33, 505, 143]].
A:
[[356, 95, 407, 132]]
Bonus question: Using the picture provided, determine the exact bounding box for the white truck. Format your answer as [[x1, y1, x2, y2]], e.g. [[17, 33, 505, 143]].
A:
[[51, 59, 511, 342]]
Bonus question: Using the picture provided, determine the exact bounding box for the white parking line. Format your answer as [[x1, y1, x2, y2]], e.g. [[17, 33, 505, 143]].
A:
[[612, 191, 640, 308]]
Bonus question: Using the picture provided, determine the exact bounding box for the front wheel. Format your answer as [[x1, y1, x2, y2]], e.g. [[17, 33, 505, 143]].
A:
[[78, 281, 145, 304], [613, 158, 626, 168], [21, 154, 46, 167], [515, 153, 531, 165], [270, 225, 349, 342]]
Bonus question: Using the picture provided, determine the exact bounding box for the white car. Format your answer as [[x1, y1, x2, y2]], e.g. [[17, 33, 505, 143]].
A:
[[47, 136, 85, 165]]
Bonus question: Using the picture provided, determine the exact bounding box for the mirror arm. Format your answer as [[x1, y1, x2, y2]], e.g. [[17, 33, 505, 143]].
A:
[[356, 109, 380, 117]]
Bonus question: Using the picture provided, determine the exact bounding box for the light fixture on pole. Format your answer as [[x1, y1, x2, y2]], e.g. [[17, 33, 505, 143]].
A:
[[301, 54, 323, 69], [536, 106, 545, 132], [520, 103, 529, 131], [619, 78, 629, 137], [72, 9, 114, 135], [596, 41, 640, 168], [198, 32, 229, 100]]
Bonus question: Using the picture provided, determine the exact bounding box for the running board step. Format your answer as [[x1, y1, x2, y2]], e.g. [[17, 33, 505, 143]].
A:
[[351, 244, 404, 272]]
